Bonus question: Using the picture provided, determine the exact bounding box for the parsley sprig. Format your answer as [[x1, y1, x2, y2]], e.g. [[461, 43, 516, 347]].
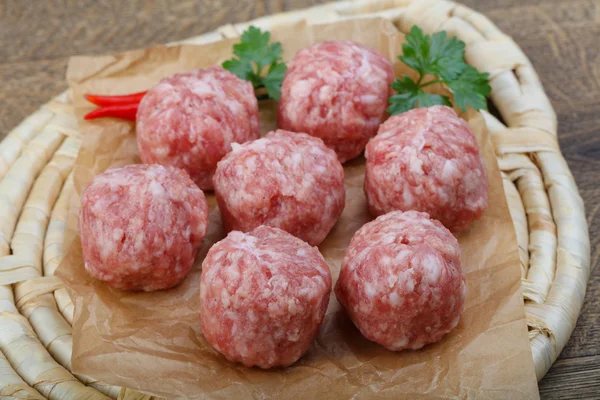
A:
[[388, 26, 491, 115], [222, 26, 286, 101]]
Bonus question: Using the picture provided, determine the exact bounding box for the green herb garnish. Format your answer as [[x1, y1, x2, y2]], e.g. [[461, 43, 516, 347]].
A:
[[222, 26, 286, 101], [388, 25, 491, 115]]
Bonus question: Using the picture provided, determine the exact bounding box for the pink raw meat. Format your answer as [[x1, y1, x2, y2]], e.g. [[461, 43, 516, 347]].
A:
[[335, 210, 466, 351], [200, 226, 332, 368], [278, 40, 394, 162], [136, 66, 260, 190], [213, 129, 345, 246], [80, 164, 208, 291], [365, 105, 488, 232]]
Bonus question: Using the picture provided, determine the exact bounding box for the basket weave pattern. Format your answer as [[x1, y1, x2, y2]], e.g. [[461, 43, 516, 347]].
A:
[[0, 0, 590, 398]]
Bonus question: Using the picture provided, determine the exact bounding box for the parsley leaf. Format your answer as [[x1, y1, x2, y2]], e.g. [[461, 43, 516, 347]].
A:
[[389, 75, 451, 114], [223, 26, 287, 101], [399, 26, 430, 75], [447, 65, 491, 112], [221, 58, 255, 84], [389, 25, 490, 114], [427, 31, 465, 80], [262, 63, 286, 101]]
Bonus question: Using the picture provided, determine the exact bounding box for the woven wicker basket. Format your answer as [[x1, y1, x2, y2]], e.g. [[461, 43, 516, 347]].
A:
[[0, 0, 590, 398]]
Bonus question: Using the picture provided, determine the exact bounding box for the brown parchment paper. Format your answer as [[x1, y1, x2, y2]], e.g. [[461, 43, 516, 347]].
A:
[[58, 17, 539, 399]]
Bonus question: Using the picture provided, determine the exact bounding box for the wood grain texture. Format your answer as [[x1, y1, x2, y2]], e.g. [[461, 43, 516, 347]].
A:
[[0, 0, 598, 397]]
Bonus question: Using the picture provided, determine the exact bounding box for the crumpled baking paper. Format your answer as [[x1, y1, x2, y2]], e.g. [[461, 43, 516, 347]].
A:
[[58, 17, 539, 399]]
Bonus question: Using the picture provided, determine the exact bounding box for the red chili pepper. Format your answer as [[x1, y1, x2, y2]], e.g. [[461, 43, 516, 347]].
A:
[[84, 91, 147, 107], [84, 103, 138, 121]]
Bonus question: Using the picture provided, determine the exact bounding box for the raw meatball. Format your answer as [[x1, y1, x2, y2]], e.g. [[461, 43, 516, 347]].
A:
[[80, 164, 208, 291], [200, 226, 332, 368], [335, 210, 466, 351], [213, 129, 345, 246], [365, 106, 488, 232], [278, 41, 394, 162], [136, 67, 260, 190]]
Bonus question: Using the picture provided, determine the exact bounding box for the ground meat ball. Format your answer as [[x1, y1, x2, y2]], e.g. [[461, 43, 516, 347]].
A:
[[278, 41, 394, 162], [365, 106, 488, 233], [136, 67, 260, 190], [80, 164, 208, 291], [200, 226, 332, 368], [213, 129, 345, 246], [335, 210, 466, 351]]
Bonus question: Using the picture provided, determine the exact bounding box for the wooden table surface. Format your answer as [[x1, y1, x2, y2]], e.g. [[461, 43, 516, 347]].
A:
[[1, 0, 598, 398]]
